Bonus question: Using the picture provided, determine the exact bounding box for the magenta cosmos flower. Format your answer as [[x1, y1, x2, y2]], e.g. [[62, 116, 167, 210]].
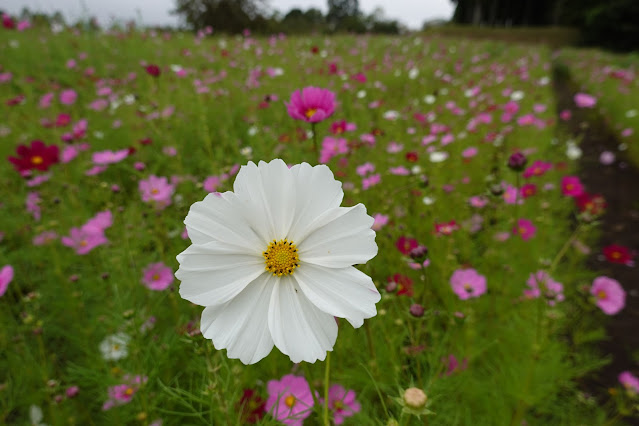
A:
[[286, 87, 336, 123], [513, 218, 536, 241], [561, 176, 584, 197], [142, 262, 174, 290], [265, 374, 314, 426], [450, 268, 487, 300], [0, 265, 14, 297], [139, 175, 175, 209], [591, 276, 625, 315], [324, 384, 361, 425], [574, 93, 596, 108]]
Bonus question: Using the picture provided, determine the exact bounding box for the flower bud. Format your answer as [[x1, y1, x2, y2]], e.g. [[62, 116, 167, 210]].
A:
[[507, 152, 527, 172], [404, 387, 427, 409], [409, 304, 425, 318]]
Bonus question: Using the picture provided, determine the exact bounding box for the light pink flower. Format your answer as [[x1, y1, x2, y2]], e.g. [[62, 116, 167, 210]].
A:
[[92, 149, 129, 165], [319, 137, 348, 164], [142, 262, 174, 291], [371, 213, 389, 231], [574, 93, 597, 108], [266, 375, 314, 426], [591, 276, 625, 315], [619, 371, 639, 394], [59, 89, 77, 105], [362, 174, 381, 190], [0, 265, 14, 297], [61, 228, 108, 255], [450, 268, 487, 300], [139, 175, 175, 209]]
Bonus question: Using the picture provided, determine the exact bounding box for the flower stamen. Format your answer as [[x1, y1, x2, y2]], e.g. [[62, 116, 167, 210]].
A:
[[263, 239, 300, 276]]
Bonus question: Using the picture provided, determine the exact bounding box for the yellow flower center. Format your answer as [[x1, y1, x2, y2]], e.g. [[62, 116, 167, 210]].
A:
[[31, 155, 44, 165], [597, 290, 607, 300], [263, 239, 299, 276], [612, 252, 621, 259], [284, 395, 296, 408], [153, 274, 160, 280], [305, 108, 317, 119], [334, 400, 344, 411], [80, 240, 88, 247], [463, 283, 473, 292], [125, 387, 134, 396], [151, 188, 159, 194]]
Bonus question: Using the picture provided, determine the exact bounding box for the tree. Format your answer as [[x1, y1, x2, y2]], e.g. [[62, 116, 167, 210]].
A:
[[172, 0, 267, 33], [326, 0, 360, 30]]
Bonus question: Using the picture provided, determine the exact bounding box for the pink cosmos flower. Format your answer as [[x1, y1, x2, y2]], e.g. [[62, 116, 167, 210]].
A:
[[39, 92, 54, 108], [599, 151, 615, 165], [83, 211, 113, 234], [61, 146, 80, 163], [92, 149, 129, 165], [513, 218, 536, 240], [362, 174, 381, 190], [523, 161, 552, 179], [61, 227, 108, 255], [356, 162, 375, 176], [435, 220, 458, 236], [0, 265, 14, 297], [371, 213, 389, 231], [142, 262, 174, 291], [469, 196, 488, 208], [561, 176, 584, 197], [319, 137, 348, 164], [323, 384, 361, 425], [462, 147, 478, 158], [591, 276, 625, 315], [389, 166, 410, 176], [619, 371, 639, 394], [560, 109, 572, 121], [139, 175, 175, 209], [33, 231, 58, 246], [59, 89, 77, 105], [443, 354, 468, 376], [520, 183, 537, 198], [574, 93, 597, 108], [396, 236, 418, 255], [26, 192, 41, 221], [203, 175, 221, 192], [102, 375, 147, 411], [450, 268, 487, 300], [286, 87, 336, 123], [265, 374, 315, 426]]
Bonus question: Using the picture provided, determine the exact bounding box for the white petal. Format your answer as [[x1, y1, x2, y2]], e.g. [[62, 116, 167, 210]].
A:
[[233, 159, 296, 240], [294, 264, 380, 328], [287, 163, 343, 242], [176, 241, 266, 307], [184, 191, 264, 253], [200, 274, 275, 364], [298, 204, 377, 268], [268, 276, 337, 363]]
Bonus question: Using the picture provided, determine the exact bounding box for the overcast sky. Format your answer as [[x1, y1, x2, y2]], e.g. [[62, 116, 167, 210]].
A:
[[0, 0, 454, 29]]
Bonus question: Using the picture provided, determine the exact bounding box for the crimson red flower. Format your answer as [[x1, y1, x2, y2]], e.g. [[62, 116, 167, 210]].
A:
[[145, 64, 161, 77], [576, 193, 607, 216], [236, 389, 266, 424], [388, 274, 414, 297], [406, 152, 418, 163], [2, 14, 15, 30], [8, 140, 59, 174], [603, 244, 633, 265], [396, 236, 418, 255], [520, 183, 537, 198]]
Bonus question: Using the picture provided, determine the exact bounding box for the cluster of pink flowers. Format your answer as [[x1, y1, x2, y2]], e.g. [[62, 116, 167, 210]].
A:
[[265, 375, 360, 425], [523, 271, 565, 305], [0, 265, 14, 297], [319, 137, 348, 164], [102, 375, 147, 411], [61, 211, 113, 255]]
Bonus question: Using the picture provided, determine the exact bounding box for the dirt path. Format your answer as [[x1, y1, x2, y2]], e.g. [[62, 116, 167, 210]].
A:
[[553, 65, 639, 405]]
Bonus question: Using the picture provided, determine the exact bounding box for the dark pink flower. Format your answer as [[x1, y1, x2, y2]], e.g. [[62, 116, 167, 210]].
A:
[[450, 268, 487, 300], [591, 276, 625, 315], [561, 176, 584, 197], [513, 218, 536, 241], [102, 375, 147, 411], [286, 87, 336, 123], [59, 89, 77, 105], [619, 371, 639, 395]]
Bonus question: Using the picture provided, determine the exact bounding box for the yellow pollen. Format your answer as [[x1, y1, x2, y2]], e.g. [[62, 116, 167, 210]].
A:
[[153, 274, 160, 280], [125, 388, 134, 396], [113, 344, 120, 350], [463, 283, 473, 292], [612, 252, 621, 259], [518, 227, 526, 234], [31, 155, 44, 165], [305, 108, 317, 119], [566, 184, 574, 190], [80, 240, 88, 247], [151, 188, 159, 194], [597, 290, 607, 300], [284, 395, 296, 408], [263, 239, 300, 276]]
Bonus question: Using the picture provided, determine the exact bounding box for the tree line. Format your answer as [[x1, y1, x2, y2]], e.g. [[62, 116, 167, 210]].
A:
[[450, 0, 639, 51]]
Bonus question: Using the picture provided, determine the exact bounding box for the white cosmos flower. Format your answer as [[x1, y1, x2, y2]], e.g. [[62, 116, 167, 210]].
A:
[[176, 159, 380, 365], [99, 333, 130, 361]]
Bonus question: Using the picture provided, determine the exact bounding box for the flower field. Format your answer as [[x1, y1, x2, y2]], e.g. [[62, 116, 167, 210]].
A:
[[1, 23, 638, 425]]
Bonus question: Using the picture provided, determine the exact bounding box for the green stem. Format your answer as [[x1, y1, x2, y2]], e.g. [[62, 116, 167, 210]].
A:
[[324, 351, 331, 426], [311, 122, 318, 156], [549, 222, 583, 273]]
